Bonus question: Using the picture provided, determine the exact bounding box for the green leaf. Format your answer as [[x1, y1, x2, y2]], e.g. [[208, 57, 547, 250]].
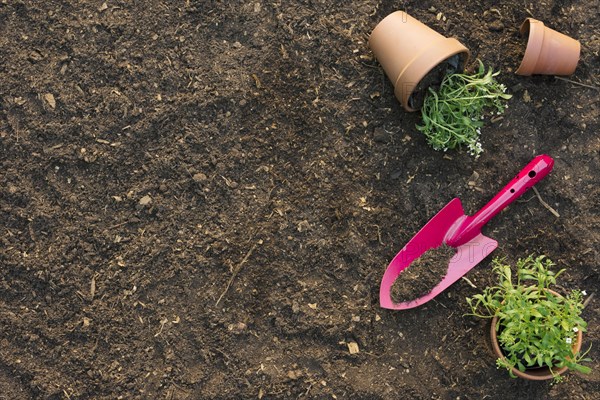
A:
[[572, 364, 592, 374], [530, 310, 543, 319], [417, 60, 510, 157]]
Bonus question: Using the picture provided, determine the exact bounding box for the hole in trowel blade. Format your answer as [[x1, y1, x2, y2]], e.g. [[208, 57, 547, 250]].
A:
[[391, 244, 456, 304]]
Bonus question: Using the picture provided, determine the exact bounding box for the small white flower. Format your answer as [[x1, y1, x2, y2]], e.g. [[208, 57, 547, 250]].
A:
[[573, 327, 579, 333], [566, 337, 572, 344], [582, 290, 587, 296]]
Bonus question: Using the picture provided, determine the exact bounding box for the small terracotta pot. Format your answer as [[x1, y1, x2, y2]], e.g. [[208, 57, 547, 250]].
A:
[[369, 11, 469, 112], [490, 289, 584, 380], [516, 18, 581, 76]]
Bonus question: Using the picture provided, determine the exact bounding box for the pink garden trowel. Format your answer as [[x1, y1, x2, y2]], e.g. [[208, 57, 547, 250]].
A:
[[380, 155, 555, 310]]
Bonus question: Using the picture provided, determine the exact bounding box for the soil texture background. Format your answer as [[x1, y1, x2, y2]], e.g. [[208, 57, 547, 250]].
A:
[[1, 1, 599, 399]]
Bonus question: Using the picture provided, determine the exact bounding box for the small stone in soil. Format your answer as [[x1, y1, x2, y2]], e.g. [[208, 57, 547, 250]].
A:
[[373, 127, 390, 143], [510, 83, 524, 93], [347, 342, 359, 354], [193, 172, 207, 182], [227, 322, 247, 334], [44, 93, 56, 109], [488, 20, 504, 31], [391, 244, 456, 303], [139, 195, 152, 206]]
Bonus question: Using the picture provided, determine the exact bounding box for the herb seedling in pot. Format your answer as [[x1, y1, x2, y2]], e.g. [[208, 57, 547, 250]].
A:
[[417, 61, 512, 157], [466, 255, 591, 382]]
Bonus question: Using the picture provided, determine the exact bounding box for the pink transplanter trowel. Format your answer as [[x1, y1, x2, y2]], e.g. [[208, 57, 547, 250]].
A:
[[380, 155, 555, 310]]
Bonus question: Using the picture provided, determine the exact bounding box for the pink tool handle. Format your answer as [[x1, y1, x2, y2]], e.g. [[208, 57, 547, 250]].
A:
[[446, 155, 554, 247]]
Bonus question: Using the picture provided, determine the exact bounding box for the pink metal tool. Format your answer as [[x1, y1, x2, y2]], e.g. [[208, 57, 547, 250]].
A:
[[380, 155, 555, 310]]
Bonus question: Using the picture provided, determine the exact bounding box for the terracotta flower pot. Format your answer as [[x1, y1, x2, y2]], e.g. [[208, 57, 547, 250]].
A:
[[516, 18, 581, 76], [369, 11, 469, 112], [490, 289, 584, 380]]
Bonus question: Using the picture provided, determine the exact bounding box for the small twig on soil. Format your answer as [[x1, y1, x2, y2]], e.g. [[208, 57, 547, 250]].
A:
[[90, 274, 97, 299], [373, 224, 384, 245], [518, 195, 536, 203], [432, 298, 447, 309], [28, 223, 38, 249], [108, 221, 130, 229], [583, 292, 594, 309], [554, 76, 600, 90], [213, 347, 233, 363], [532, 187, 560, 218], [461, 276, 477, 289], [215, 242, 259, 306], [154, 317, 168, 337], [305, 384, 313, 397]]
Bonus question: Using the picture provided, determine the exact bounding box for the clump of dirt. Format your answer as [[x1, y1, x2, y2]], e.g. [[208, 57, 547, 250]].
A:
[[391, 244, 456, 303], [409, 53, 466, 109]]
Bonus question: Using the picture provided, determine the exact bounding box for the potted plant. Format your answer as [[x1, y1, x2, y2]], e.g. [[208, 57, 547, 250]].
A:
[[417, 60, 512, 157], [369, 11, 470, 111], [466, 255, 591, 382]]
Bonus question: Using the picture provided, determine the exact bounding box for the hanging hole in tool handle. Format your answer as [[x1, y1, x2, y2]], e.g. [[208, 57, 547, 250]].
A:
[[445, 155, 554, 248]]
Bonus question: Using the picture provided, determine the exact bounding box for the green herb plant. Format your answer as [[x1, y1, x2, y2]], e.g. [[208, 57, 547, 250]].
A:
[[466, 255, 591, 382], [417, 61, 512, 157]]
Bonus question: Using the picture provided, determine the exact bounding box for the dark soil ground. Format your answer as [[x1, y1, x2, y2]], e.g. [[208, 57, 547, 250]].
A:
[[1, 1, 599, 399]]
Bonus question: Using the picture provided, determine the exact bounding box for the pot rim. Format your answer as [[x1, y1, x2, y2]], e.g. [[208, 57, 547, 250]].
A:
[[516, 18, 545, 76], [393, 38, 469, 111]]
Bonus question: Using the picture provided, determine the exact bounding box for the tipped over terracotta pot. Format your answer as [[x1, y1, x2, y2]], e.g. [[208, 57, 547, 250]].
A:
[[369, 11, 469, 111], [516, 18, 581, 76]]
